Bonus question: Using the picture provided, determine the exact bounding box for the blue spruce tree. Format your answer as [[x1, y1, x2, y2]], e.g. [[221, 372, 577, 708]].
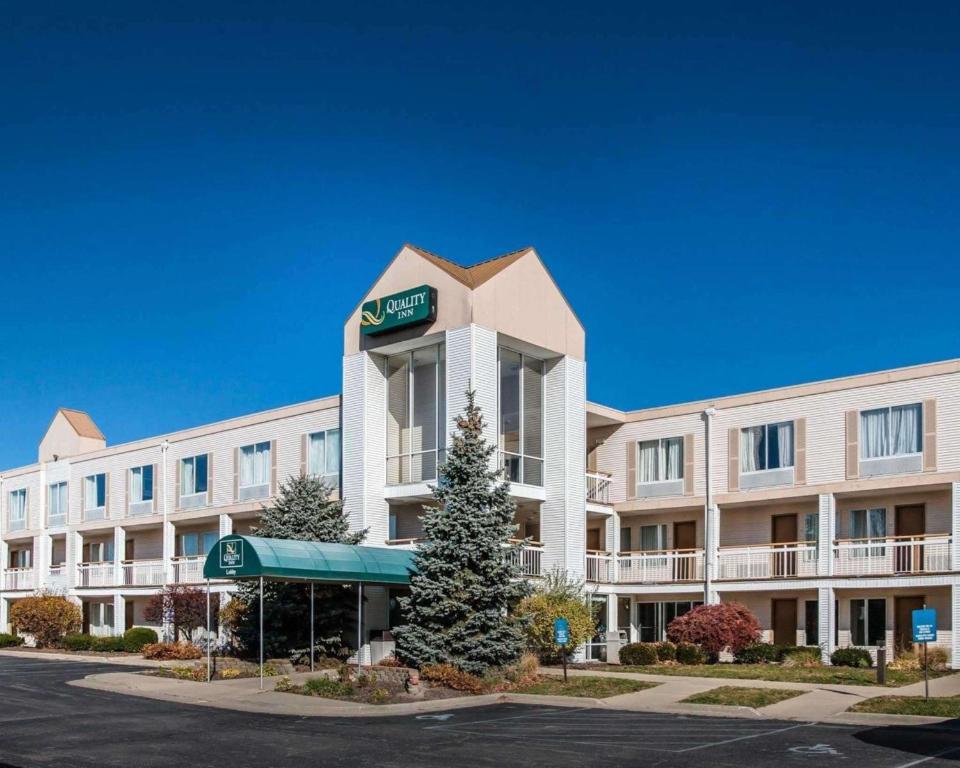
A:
[[395, 389, 529, 674]]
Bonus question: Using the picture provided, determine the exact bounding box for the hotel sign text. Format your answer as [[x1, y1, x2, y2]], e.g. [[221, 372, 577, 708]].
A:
[[360, 285, 437, 335]]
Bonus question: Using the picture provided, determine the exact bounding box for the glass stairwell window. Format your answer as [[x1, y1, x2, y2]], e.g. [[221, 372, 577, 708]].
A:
[[386, 344, 445, 485], [499, 348, 544, 486], [239, 442, 271, 500], [308, 428, 341, 490], [128, 465, 154, 516], [7, 489, 27, 532], [48, 482, 68, 526]]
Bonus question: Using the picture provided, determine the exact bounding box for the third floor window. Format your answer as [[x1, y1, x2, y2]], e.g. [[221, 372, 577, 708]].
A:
[[385, 344, 445, 485], [129, 465, 154, 515], [860, 403, 921, 459], [180, 454, 209, 508], [83, 473, 106, 518], [308, 428, 341, 488], [637, 437, 683, 484], [741, 421, 794, 473], [48, 482, 67, 525], [239, 441, 271, 499], [499, 347, 544, 486], [7, 488, 27, 532]]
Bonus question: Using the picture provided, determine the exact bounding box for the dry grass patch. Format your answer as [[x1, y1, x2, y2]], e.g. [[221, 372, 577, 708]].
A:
[[682, 685, 804, 708]]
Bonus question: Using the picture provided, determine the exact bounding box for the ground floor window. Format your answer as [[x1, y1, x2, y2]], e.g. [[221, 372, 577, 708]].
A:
[[84, 602, 114, 636], [635, 600, 702, 643], [805, 600, 818, 646], [851, 598, 886, 646], [587, 594, 608, 661]]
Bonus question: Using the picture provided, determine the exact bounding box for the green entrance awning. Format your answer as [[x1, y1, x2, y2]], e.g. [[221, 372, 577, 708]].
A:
[[202, 535, 414, 585]]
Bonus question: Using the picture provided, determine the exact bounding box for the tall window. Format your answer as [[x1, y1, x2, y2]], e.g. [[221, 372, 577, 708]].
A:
[[83, 540, 114, 562], [741, 421, 794, 472], [637, 437, 683, 484], [179, 531, 218, 558], [9, 549, 31, 569], [129, 465, 154, 515], [860, 404, 922, 459], [308, 428, 341, 488], [850, 508, 886, 540], [48, 482, 68, 526], [239, 442, 271, 499], [498, 348, 544, 486], [639, 524, 667, 551], [180, 454, 209, 507], [851, 598, 886, 646], [386, 344, 445, 485], [83, 473, 106, 519], [7, 489, 27, 532]]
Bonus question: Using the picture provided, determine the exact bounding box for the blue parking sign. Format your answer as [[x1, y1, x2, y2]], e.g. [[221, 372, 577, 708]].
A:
[[912, 608, 937, 643], [554, 617, 570, 646]]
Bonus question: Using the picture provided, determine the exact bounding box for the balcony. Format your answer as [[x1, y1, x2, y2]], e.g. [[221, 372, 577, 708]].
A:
[[586, 471, 612, 505], [617, 549, 704, 584], [384, 538, 543, 577], [172, 555, 205, 583], [76, 562, 114, 587], [718, 543, 818, 581], [586, 551, 612, 582], [122, 559, 165, 586], [833, 534, 951, 577], [3, 567, 35, 591], [47, 565, 69, 591]]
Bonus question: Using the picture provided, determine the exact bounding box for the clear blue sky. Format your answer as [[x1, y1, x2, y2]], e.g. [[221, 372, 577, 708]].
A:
[[2, 2, 959, 469]]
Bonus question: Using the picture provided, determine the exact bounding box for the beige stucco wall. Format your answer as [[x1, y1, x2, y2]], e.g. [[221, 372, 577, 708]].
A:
[[39, 412, 105, 462]]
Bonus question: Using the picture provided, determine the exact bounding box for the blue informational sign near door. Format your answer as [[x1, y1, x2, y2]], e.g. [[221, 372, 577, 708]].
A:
[[554, 617, 570, 645], [912, 608, 937, 643]]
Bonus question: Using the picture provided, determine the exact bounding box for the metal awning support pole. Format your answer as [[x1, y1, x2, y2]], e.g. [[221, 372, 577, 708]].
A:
[[310, 582, 315, 673], [259, 576, 264, 690], [205, 579, 211, 683], [357, 583, 363, 672]]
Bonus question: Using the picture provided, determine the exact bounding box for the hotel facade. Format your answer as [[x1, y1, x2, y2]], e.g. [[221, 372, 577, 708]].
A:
[[2, 244, 959, 666]]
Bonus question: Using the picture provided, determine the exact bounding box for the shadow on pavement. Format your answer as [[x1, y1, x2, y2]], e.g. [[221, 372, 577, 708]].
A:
[[853, 719, 960, 762]]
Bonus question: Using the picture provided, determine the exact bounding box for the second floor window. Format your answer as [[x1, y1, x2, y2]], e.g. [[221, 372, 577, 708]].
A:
[[129, 465, 154, 510], [386, 344, 445, 485], [83, 473, 106, 517], [499, 348, 544, 486], [861, 403, 921, 459], [308, 428, 341, 488], [7, 488, 27, 531], [239, 441, 271, 497], [741, 421, 794, 473], [48, 482, 68, 525], [9, 548, 31, 569], [178, 531, 218, 558], [637, 437, 683, 483]]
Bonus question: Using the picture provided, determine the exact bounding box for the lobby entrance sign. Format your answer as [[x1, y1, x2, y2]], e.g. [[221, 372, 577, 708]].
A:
[[360, 285, 437, 335]]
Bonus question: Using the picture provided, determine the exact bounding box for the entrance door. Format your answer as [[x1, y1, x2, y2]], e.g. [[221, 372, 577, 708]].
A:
[[772, 599, 797, 646], [125, 601, 135, 632], [894, 596, 925, 653], [772, 513, 798, 577], [895, 505, 925, 573], [673, 521, 696, 580], [586, 528, 602, 551]]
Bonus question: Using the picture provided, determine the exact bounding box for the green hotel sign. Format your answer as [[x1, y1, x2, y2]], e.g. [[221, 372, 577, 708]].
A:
[[360, 284, 437, 336]]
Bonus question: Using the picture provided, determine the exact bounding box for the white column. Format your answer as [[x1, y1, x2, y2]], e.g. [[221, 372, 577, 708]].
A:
[[445, 325, 499, 468], [818, 493, 835, 576], [114, 527, 126, 587], [0, 597, 8, 633], [818, 585, 835, 664], [951, 482, 960, 572], [0, 539, 8, 592], [218, 513, 233, 539], [70, 531, 83, 588], [952, 582, 960, 670], [33, 534, 48, 589], [706, 504, 721, 603], [606, 514, 619, 583], [162, 518, 176, 584], [605, 593, 620, 664], [114, 593, 125, 635]]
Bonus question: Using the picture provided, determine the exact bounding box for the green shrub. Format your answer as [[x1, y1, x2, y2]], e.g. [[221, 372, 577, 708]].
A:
[[303, 676, 353, 697], [0, 633, 24, 648], [830, 647, 872, 668], [676, 642, 705, 665], [655, 641, 677, 662], [734, 643, 780, 664], [61, 633, 96, 651], [122, 627, 159, 653], [92, 636, 127, 652], [619, 643, 658, 666], [515, 592, 594, 663]]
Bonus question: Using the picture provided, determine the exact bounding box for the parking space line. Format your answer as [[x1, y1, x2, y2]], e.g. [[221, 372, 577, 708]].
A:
[[677, 722, 810, 753]]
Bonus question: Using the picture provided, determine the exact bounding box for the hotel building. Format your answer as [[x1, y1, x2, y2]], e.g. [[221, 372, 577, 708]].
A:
[[1, 244, 958, 666]]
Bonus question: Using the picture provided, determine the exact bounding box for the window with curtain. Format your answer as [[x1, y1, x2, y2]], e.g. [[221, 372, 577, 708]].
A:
[[386, 344, 445, 485], [498, 348, 544, 486], [639, 524, 667, 551], [850, 508, 886, 540], [9, 549, 31, 568], [620, 527, 632, 552], [803, 513, 819, 561], [7, 489, 26, 531], [240, 442, 271, 489], [860, 403, 922, 459], [741, 421, 794, 472], [130, 465, 154, 503], [637, 437, 683, 484], [851, 598, 886, 646], [48, 482, 68, 525], [308, 428, 341, 489], [180, 454, 209, 498], [83, 474, 106, 511], [179, 531, 218, 557]]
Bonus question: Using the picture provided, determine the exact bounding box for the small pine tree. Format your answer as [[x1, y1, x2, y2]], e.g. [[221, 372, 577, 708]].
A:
[[394, 389, 529, 675], [231, 474, 366, 658]]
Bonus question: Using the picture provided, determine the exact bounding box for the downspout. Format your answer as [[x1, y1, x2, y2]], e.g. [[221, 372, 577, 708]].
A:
[[161, 441, 170, 640], [702, 408, 716, 605]]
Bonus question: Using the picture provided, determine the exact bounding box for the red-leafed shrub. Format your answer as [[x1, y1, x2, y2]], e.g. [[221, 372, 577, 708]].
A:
[[666, 603, 761, 662]]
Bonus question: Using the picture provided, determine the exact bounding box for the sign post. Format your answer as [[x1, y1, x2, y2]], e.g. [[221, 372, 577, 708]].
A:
[[912, 606, 937, 700], [554, 617, 570, 683]]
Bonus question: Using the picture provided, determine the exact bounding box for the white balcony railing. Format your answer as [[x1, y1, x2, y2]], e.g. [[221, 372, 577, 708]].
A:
[[718, 543, 818, 581], [47, 565, 69, 591], [172, 556, 206, 584], [3, 567, 35, 591], [585, 471, 612, 504], [617, 549, 704, 583], [76, 562, 114, 587], [586, 552, 613, 583], [122, 559, 165, 586], [506, 541, 543, 577], [833, 535, 951, 577]]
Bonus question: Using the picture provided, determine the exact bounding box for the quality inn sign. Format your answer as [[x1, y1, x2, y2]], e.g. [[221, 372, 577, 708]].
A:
[[360, 285, 437, 336]]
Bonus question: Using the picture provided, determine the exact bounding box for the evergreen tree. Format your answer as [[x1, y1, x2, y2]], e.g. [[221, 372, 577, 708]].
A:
[[395, 389, 529, 675], [230, 474, 366, 658]]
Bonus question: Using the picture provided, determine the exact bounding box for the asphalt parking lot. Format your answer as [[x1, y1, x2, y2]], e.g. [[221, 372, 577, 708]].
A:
[[0, 656, 958, 768]]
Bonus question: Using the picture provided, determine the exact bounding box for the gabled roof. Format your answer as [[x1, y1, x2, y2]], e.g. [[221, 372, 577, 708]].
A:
[[56, 408, 105, 440], [405, 243, 532, 289]]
